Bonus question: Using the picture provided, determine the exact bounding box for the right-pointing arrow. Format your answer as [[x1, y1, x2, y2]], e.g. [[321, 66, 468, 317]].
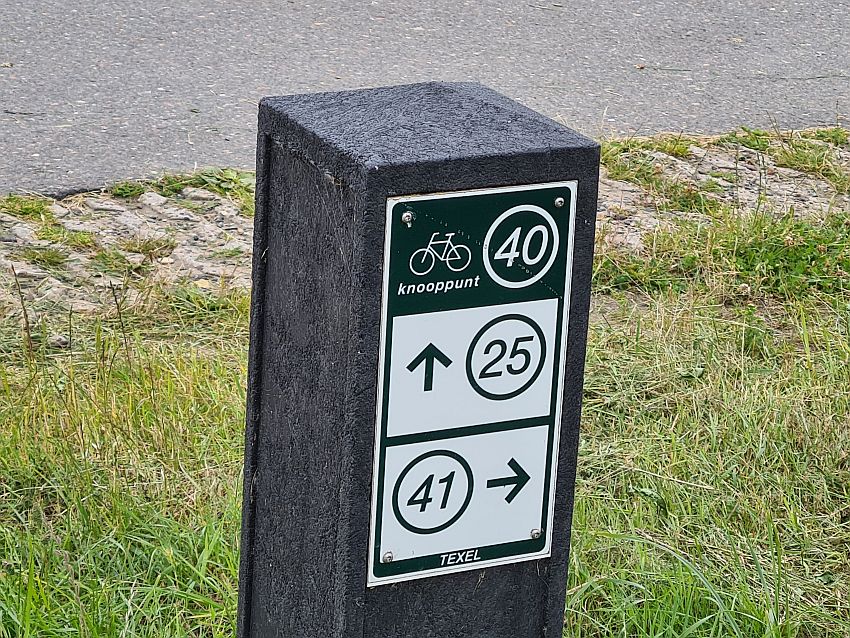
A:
[[486, 458, 531, 504]]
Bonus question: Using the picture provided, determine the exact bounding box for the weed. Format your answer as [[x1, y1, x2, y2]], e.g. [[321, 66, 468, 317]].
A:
[[601, 141, 659, 183], [212, 247, 244, 259], [602, 142, 722, 215], [35, 224, 97, 249], [92, 248, 149, 276], [110, 181, 147, 198], [602, 138, 720, 215], [594, 208, 850, 299], [0, 194, 53, 222], [709, 170, 739, 183], [14, 246, 68, 270], [153, 168, 255, 216], [802, 126, 849, 146], [715, 128, 850, 193], [717, 127, 773, 152], [121, 236, 176, 259], [738, 304, 775, 359], [605, 135, 696, 159], [772, 136, 850, 193], [2, 196, 99, 251], [700, 178, 724, 193]]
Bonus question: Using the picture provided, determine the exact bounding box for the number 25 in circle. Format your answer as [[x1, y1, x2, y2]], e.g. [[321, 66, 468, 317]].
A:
[[466, 314, 547, 401]]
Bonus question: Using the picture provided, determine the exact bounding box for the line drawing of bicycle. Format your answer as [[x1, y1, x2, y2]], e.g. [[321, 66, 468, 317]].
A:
[[409, 232, 472, 276]]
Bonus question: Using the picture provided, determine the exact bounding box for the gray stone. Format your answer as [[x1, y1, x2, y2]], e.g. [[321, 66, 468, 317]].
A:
[[181, 186, 218, 201], [85, 197, 126, 212], [47, 333, 70, 348], [124, 253, 147, 267], [8, 263, 42, 278], [10, 224, 36, 242], [49, 203, 70, 218], [164, 208, 198, 222], [138, 192, 169, 207], [114, 211, 145, 230]]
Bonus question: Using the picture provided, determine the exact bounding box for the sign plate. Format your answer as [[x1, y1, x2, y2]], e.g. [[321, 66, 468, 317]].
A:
[[368, 181, 577, 586]]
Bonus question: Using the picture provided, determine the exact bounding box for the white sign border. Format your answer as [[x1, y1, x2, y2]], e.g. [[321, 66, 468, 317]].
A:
[[367, 180, 579, 587]]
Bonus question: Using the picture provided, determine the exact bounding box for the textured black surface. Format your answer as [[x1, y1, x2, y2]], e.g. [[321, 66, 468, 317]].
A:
[[239, 82, 600, 638]]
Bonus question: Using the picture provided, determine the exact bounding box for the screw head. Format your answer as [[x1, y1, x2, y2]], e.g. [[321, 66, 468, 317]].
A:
[[530, 528, 542, 540], [401, 211, 414, 227], [382, 551, 394, 563], [554, 197, 565, 208]]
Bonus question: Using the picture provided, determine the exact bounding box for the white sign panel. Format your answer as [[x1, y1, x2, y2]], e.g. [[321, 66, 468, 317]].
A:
[[368, 181, 577, 586]]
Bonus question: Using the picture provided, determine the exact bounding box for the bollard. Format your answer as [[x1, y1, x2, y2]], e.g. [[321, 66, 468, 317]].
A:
[[238, 82, 599, 637]]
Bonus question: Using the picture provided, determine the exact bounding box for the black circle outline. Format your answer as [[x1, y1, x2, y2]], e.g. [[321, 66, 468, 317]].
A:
[[466, 314, 547, 401], [392, 450, 474, 535]]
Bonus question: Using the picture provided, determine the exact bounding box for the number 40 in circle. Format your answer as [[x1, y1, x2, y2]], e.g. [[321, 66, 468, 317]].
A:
[[483, 204, 561, 289]]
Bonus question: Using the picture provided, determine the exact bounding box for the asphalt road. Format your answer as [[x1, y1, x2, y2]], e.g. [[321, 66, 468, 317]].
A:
[[1, 0, 848, 195]]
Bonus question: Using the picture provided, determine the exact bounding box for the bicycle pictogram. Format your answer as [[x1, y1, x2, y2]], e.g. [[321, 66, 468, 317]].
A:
[[409, 232, 472, 276]]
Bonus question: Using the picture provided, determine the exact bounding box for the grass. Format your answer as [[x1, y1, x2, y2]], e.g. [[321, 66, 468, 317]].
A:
[[2, 140, 849, 634], [716, 127, 850, 193], [152, 169, 255, 216], [595, 207, 850, 298], [802, 127, 849, 146], [709, 170, 739, 184], [109, 170, 255, 214], [13, 246, 68, 271], [34, 225, 97, 250], [717, 127, 773, 153], [211, 247, 244, 260], [110, 181, 147, 199], [92, 249, 149, 277], [569, 275, 850, 635], [605, 135, 697, 159], [0, 287, 248, 637], [2, 221, 848, 637], [601, 138, 723, 216], [121, 236, 177, 260], [2, 194, 97, 252], [0, 195, 53, 222], [772, 137, 850, 193]]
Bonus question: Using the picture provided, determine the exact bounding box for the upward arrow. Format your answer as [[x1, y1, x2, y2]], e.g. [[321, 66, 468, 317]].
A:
[[487, 458, 531, 504], [406, 343, 452, 392]]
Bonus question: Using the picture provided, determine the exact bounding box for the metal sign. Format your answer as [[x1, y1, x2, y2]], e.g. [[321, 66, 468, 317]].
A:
[[368, 181, 577, 586]]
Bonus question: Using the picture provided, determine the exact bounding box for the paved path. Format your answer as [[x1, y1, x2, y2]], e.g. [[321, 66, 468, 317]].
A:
[[1, 0, 848, 195]]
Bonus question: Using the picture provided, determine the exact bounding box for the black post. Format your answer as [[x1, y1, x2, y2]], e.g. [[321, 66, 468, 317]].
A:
[[238, 82, 599, 638]]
